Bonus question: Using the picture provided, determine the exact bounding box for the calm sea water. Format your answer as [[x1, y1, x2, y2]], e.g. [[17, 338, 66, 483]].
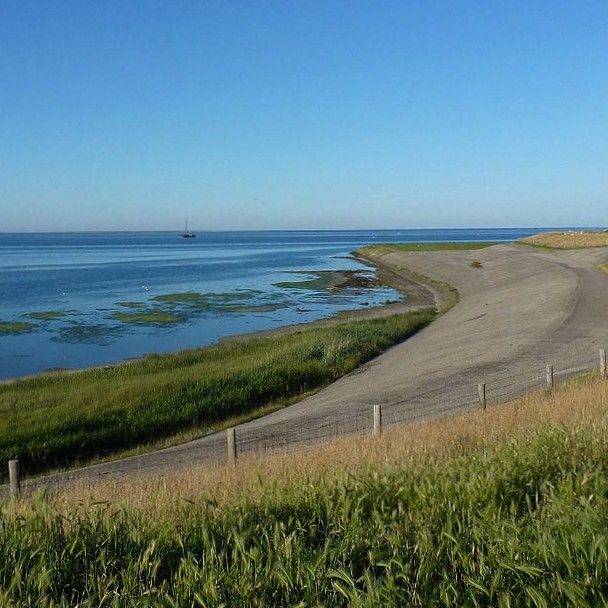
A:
[[0, 228, 545, 379]]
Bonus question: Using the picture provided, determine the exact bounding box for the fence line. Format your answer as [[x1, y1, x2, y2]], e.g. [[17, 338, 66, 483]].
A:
[[4, 347, 608, 497]]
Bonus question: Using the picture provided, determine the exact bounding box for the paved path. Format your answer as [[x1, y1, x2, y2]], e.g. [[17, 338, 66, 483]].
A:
[[13, 243, 608, 493]]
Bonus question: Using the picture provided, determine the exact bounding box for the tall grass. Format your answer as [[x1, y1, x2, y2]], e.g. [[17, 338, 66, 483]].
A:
[[1, 379, 608, 606], [0, 310, 434, 479]]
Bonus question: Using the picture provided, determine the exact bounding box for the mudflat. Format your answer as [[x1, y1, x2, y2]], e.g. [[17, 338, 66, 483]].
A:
[[18, 242, 608, 491]]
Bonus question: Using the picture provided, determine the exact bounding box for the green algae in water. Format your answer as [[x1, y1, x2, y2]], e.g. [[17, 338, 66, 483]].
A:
[[25, 310, 69, 320], [111, 311, 182, 324], [224, 303, 289, 313], [153, 292, 205, 303], [52, 323, 124, 345], [153, 290, 264, 312], [0, 321, 35, 334], [275, 270, 379, 291], [116, 301, 147, 309]]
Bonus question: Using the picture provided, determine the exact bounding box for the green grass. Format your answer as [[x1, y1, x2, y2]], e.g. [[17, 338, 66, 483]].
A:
[[361, 242, 498, 255], [0, 322, 35, 335], [0, 310, 435, 478], [2, 419, 608, 606]]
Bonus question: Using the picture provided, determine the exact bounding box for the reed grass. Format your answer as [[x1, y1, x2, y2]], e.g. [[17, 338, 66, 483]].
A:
[[2, 375, 608, 606], [0, 310, 434, 479]]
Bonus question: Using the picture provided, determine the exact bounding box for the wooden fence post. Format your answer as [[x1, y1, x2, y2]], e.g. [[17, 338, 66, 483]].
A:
[[601, 349, 607, 380], [8, 459, 20, 498], [227, 427, 236, 464], [546, 363, 554, 391], [373, 404, 382, 437], [478, 383, 486, 410]]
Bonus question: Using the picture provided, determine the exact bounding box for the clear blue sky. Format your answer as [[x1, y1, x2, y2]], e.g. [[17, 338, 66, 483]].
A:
[[1, 1, 607, 232]]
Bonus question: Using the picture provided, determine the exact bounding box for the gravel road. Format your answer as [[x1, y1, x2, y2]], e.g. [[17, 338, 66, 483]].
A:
[[11, 243, 608, 494]]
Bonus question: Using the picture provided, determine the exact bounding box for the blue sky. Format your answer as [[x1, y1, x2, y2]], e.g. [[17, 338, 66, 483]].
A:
[[1, 1, 607, 232]]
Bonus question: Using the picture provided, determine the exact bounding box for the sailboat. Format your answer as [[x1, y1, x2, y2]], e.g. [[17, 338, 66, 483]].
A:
[[180, 218, 196, 239]]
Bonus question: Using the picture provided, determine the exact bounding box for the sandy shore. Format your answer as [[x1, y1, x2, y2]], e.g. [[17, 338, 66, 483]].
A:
[[9, 242, 608, 493]]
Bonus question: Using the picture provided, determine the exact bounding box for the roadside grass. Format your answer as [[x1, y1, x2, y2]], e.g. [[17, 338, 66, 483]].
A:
[[0, 309, 435, 480], [519, 231, 608, 249], [43, 371, 608, 510], [2, 375, 608, 606]]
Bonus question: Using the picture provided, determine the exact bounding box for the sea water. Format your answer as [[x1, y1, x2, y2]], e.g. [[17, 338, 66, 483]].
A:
[[0, 228, 545, 379]]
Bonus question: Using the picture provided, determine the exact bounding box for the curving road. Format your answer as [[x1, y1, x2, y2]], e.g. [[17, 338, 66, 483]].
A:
[[11, 243, 608, 493]]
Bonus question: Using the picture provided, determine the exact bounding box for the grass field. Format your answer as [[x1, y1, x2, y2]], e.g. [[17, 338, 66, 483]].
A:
[[2, 374, 607, 606], [0, 309, 435, 480], [519, 231, 608, 249]]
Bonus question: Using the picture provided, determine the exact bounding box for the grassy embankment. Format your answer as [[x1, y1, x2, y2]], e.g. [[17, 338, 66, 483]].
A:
[[1, 373, 608, 605], [361, 241, 498, 253], [519, 230, 608, 249], [0, 309, 435, 480]]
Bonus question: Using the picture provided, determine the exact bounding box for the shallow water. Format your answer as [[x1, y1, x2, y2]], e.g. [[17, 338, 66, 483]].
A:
[[0, 228, 546, 379]]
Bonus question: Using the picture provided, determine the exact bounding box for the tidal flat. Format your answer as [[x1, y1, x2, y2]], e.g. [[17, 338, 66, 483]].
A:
[[274, 269, 380, 290]]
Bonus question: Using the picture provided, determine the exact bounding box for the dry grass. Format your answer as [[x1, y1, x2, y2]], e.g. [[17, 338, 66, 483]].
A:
[[519, 230, 608, 249], [42, 372, 608, 515]]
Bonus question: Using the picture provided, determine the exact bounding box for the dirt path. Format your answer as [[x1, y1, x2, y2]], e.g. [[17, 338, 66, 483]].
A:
[[14, 243, 608, 493]]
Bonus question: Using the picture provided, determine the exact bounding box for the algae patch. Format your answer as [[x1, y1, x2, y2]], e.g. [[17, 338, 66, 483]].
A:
[[225, 303, 289, 314], [52, 323, 124, 345], [152, 290, 264, 312], [116, 301, 147, 309], [25, 310, 71, 321], [153, 292, 205, 304], [111, 311, 182, 324], [0, 321, 35, 334], [275, 270, 380, 291]]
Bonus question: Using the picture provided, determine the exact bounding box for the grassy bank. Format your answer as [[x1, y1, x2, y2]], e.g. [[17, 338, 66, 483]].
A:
[[2, 376, 608, 606], [0, 309, 435, 479], [519, 231, 608, 249], [360, 241, 497, 254]]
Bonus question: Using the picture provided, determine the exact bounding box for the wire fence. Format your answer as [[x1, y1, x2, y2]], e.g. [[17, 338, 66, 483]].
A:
[[4, 347, 607, 499]]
